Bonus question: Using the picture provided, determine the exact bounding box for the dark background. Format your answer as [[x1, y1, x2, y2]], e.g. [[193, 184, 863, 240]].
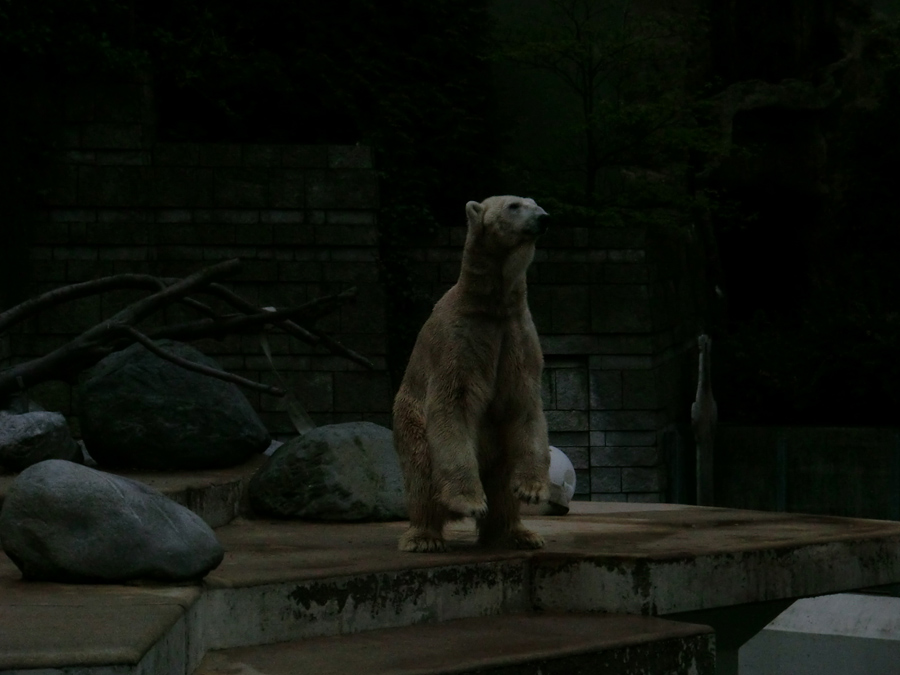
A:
[[2, 0, 900, 426]]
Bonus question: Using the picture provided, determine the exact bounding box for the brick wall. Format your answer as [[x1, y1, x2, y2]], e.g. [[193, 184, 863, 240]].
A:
[[5, 79, 707, 503], [535, 226, 703, 503], [7, 79, 388, 440]]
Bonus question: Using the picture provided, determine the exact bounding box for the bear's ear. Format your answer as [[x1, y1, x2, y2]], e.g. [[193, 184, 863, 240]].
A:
[[466, 200, 484, 229]]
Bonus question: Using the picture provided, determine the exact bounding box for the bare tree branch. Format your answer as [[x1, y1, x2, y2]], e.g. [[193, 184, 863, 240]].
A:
[[306, 327, 377, 370], [0, 274, 165, 335], [0, 259, 241, 398], [122, 327, 285, 397], [0, 273, 230, 335], [177, 296, 222, 320], [148, 287, 358, 342], [0, 257, 377, 407], [191, 284, 375, 369], [106, 259, 242, 327], [201, 282, 321, 345]]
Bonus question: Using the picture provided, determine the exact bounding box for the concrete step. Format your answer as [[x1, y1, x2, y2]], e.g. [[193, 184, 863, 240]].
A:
[[109, 455, 265, 528], [0, 580, 200, 675], [194, 612, 715, 675]]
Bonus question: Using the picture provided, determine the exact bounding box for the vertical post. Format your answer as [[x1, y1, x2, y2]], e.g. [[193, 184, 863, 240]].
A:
[[692, 334, 716, 506], [892, 431, 900, 521], [696, 437, 714, 506], [776, 431, 788, 512], [665, 428, 685, 504]]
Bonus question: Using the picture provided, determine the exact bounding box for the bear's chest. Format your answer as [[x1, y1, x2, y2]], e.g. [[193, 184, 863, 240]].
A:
[[486, 318, 542, 398]]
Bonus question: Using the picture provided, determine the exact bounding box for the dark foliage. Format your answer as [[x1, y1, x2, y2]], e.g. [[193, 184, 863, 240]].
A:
[[711, 9, 900, 425]]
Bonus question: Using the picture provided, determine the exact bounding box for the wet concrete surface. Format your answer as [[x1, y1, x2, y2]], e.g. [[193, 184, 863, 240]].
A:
[[2, 501, 900, 673]]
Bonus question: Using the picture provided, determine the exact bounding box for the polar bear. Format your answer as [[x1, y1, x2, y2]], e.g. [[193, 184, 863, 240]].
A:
[[392, 195, 552, 552]]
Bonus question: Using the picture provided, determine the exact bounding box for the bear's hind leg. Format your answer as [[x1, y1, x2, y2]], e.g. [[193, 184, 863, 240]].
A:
[[395, 401, 450, 552], [477, 466, 545, 550], [399, 483, 450, 552]]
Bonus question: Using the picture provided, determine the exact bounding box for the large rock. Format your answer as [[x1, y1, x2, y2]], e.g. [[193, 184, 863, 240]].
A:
[[0, 411, 81, 473], [249, 422, 407, 521], [77, 340, 270, 470], [0, 459, 224, 582]]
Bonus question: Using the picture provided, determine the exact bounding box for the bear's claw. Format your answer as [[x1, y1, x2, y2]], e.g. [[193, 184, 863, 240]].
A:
[[513, 479, 549, 505], [399, 529, 447, 553], [510, 527, 545, 549]]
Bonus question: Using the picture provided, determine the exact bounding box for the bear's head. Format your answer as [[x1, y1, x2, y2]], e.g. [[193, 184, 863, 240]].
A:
[[465, 196, 549, 253]]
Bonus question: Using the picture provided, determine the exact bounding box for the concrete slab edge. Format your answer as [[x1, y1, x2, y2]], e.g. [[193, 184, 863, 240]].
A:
[[198, 559, 533, 649], [533, 537, 900, 614]]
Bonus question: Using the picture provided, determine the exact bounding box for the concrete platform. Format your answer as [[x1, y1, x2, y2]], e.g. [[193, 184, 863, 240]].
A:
[[2, 502, 900, 674], [194, 612, 715, 675]]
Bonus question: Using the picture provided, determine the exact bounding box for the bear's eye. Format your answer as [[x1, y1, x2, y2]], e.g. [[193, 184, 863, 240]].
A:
[[508, 203, 521, 211]]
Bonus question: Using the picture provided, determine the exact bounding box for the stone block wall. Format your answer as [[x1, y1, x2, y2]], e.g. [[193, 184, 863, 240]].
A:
[[536, 227, 702, 503], [4, 79, 707, 503], [5, 80, 388, 439]]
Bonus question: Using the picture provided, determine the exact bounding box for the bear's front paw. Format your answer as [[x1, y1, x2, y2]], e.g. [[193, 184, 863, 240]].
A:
[[399, 528, 447, 553], [513, 478, 549, 505], [442, 491, 489, 519], [510, 527, 545, 550]]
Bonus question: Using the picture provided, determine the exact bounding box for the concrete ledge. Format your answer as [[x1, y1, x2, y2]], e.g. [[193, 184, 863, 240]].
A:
[[531, 506, 900, 614], [199, 559, 530, 650], [109, 455, 265, 528], [0, 582, 200, 673], [194, 612, 716, 675]]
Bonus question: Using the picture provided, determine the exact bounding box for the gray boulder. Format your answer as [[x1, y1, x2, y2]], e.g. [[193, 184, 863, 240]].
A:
[[0, 411, 81, 473], [77, 340, 270, 470], [0, 459, 224, 582], [249, 422, 407, 521]]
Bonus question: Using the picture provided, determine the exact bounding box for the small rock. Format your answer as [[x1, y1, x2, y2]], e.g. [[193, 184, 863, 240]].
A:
[[77, 340, 271, 470], [264, 439, 284, 457], [249, 422, 407, 521], [0, 411, 81, 473], [0, 459, 224, 582]]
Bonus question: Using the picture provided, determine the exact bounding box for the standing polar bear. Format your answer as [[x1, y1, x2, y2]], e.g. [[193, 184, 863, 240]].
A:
[[393, 195, 551, 552]]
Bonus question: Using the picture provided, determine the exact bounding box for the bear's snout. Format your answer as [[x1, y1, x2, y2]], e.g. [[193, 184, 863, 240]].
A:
[[534, 212, 550, 236]]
